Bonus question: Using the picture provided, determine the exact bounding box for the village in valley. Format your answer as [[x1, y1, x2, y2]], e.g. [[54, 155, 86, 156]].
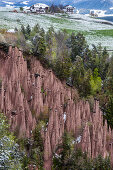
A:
[[21, 3, 78, 14], [10, 2, 107, 18], [10, 3, 76, 14]]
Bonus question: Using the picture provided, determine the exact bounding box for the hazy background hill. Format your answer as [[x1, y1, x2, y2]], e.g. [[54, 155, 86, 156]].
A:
[[74, 0, 113, 10], [1, 0, 113, 13]]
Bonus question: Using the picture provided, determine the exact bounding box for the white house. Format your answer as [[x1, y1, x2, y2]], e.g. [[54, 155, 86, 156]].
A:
[[90, 10, 106, 17], [30, 3, 49, 13], [63, 5, 75, 14]]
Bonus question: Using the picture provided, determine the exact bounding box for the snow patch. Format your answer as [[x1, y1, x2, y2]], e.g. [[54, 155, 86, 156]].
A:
[[76, 135, 82, 143], [34, 3, 49, 8], [55, 153, 61, 158], [6, 5, 14, 8], [2, 1, 14, 5], [21, 1, 29, 5], [7, 29, 15, 33], [63, 112, 66, 122], [72, 140, 76, 144]]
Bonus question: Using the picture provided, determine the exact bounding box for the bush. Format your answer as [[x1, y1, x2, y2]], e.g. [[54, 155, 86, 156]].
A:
[[0, 113, 23, 169]]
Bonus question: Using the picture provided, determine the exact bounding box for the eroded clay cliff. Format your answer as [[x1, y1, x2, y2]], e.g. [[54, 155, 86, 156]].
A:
[[0, 46, 113, 169]]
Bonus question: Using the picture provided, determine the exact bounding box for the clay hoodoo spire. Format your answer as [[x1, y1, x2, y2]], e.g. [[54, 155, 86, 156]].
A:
[[0, 46, 113, 169]]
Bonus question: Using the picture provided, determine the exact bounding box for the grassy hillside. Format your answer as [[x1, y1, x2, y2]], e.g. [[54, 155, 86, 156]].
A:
[[1, 11, 113, 50]]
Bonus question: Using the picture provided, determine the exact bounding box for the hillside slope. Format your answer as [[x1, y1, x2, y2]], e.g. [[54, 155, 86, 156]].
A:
[[0, 46, 113, 169]]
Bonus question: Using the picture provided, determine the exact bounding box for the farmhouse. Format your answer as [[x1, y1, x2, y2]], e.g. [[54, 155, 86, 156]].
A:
[[63, 5, 75, 14], [30, 3, 49, 13], [90, 10, 106, 17]]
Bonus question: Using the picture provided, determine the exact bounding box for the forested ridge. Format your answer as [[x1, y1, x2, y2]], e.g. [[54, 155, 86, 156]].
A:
[[15, 24, 113, 129]]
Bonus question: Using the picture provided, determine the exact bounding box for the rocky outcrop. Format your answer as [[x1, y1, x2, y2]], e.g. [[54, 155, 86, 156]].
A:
[[0, 46, 113, 169]]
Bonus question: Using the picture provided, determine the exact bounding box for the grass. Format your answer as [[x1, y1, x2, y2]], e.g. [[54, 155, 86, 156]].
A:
[[41, 14, 71, 24], [91, 29, 113, 37], [61, 28, 91, 36], [62, 28, 78, 34]]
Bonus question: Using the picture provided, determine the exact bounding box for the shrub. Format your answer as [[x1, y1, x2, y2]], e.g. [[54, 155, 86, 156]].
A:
[[0, 113, 23, 169]]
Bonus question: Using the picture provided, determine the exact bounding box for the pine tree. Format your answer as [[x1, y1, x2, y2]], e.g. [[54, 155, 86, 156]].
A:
[[21, 25, 26, 35], [26, 24, 31, 36], [69, 33, 87, 62]]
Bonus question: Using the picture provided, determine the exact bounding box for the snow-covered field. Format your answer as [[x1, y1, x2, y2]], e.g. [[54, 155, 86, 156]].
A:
[[1, 10, 113, 51]]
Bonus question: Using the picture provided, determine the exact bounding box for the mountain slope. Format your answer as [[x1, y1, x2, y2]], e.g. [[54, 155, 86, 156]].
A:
[[73, 0, 113, 10], [0, 0, 113, 10]]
